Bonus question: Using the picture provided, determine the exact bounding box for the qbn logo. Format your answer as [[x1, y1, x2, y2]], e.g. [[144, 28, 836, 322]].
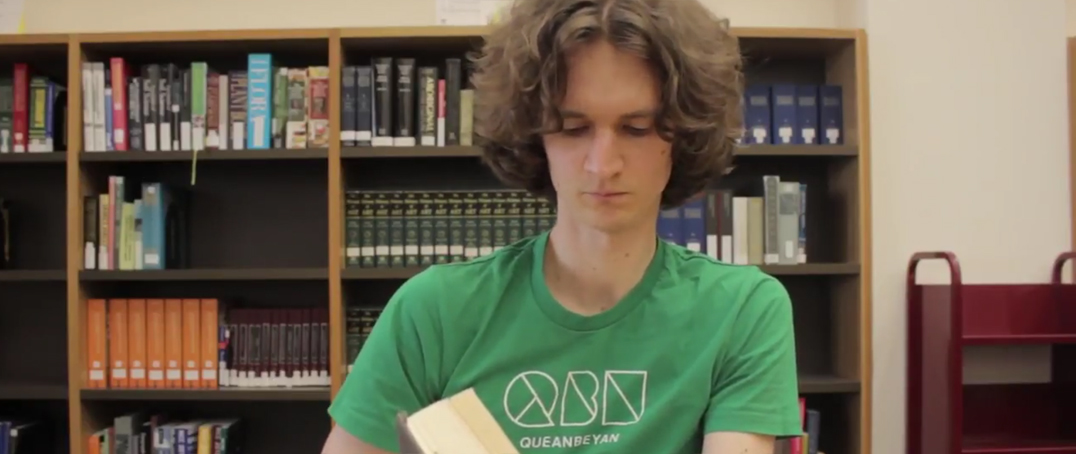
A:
[[501, 370, 648, 429]]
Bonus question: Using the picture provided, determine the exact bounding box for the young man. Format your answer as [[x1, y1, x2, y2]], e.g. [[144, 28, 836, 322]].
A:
[[322, 0, 801, 452]]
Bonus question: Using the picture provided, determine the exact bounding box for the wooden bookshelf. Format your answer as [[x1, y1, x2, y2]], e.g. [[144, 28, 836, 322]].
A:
[[0, 25, 873, 454]]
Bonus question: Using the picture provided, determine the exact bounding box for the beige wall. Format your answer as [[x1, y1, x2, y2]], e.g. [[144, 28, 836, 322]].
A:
[[21, 0, 1076, 453]]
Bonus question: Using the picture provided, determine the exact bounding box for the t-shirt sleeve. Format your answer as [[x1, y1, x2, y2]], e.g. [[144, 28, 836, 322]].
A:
[[704, 273, 802, 438], [327, 269, 446, 452]]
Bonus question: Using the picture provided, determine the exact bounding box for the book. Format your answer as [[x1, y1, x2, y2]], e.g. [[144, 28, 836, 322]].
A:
[[396, 388, 518, 454]]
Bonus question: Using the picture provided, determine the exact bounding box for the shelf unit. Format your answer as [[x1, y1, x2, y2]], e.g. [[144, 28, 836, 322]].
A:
[[906, 251, 1076, 454], [0, 25, 872, 454]]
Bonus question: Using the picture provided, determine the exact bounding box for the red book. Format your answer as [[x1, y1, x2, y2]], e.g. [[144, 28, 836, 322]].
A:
[[12, 63, 28, 152], [110, 57, 128, 151]]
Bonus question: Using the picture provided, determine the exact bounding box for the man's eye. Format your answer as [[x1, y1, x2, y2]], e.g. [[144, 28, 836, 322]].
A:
[[561, 126, 589, 136]]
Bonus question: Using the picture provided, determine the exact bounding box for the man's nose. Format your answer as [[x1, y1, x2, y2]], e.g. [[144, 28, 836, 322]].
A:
[[583, 129, 623, 177]]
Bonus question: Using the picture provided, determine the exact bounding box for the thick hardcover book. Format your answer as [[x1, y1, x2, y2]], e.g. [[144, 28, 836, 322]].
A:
[[444, 58, 461, 145], [355, 65, 373, 146], [371, 57, 394, 146], [308, 66, 331, 148], [341, 66, 357, 146], [142, 65, 159, 151], [228, 71, 248, 150], [272, 67, 288, 148], [416, 67, 438, 146], [246, 53, 273, 149], [394, 58, 416, 146], [770, 84, 796, 145], [128, 76, 143, 151], [395, 388, 518, 454]]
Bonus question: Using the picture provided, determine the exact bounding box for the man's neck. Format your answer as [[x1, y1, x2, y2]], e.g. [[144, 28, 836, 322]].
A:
[[543, 218, 658, 316]]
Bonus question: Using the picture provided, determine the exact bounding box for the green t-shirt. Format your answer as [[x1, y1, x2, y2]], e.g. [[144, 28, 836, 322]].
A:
[[329, 231, 802, 453]]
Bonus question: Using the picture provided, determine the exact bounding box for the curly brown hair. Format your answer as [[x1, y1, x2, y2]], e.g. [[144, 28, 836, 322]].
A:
[[468, 0, 744, 209]]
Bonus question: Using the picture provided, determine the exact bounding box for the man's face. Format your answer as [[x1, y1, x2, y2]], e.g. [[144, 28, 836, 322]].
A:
[[542, 39, 673, 235]]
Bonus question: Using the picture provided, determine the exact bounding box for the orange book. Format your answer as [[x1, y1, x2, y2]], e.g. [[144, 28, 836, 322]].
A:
[[200, 299, 219, 389], [127, 299, 147, 388], [146, 299, 166, 389], [86, 299, 109, 389], [164, 299, 183, 388], [108, 299, 129, 388], [182, 299, 201, 388]]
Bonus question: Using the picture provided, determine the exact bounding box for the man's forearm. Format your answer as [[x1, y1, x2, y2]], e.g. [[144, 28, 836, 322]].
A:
[[321, 425, 395, 454], [701, 431, 776, 454]]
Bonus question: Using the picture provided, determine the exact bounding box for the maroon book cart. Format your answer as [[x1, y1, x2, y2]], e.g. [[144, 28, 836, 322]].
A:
[[906, 251, 1076, 454]]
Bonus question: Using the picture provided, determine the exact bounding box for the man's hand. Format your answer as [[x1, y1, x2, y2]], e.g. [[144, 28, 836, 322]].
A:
[[701, 431, 776, 454]]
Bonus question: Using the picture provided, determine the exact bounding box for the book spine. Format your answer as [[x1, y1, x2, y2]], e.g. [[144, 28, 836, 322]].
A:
[[28, 76, 47, 152], [191, 63, 207, 152], [11, 63, 27, 152], [285, 68, 308, 149], [371, 57, 393, 146], [355, 66, 373, 146], [444, 58, 461, 145], [403, 191, 420, 267], [394, 58, 415, 146], [142, 65, 159, 151], [417, 191, 435, 266], [771, 84, 796, 145], [217, 73, 230, 150], [272, 67, 288, 148], [417, 67, 437, 146], [81, 63, 94, 151], [388, 191, 405, 267], [246, 53, 273, 149], [795, 85, 818, 145], [373, 192, 390, 268], [206, 72, 220, 150], [307, 66, 330, 148], [128, 76, 143, 151], [228, 71, 248, 150], [110, 58, 128, 151], [341, 66, 357, 147], [359, 192, 376, 268], [180, 68, 191, 150]]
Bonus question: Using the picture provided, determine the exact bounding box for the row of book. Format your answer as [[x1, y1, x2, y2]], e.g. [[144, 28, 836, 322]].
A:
[[742, 84, 843, 146], [0, 64, 67, 153], [82, 176, 190, 271], [85, 298, 330, 390], [340, 57, 474, 148], [344, 306, 383, 373], [0, 419, 47, 453], [786, 397, 822, 454], [80, 56, 331, 153], [90, 413, 242, 454], [344, 188, 557, 268], [672, 179, 808, 266]]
